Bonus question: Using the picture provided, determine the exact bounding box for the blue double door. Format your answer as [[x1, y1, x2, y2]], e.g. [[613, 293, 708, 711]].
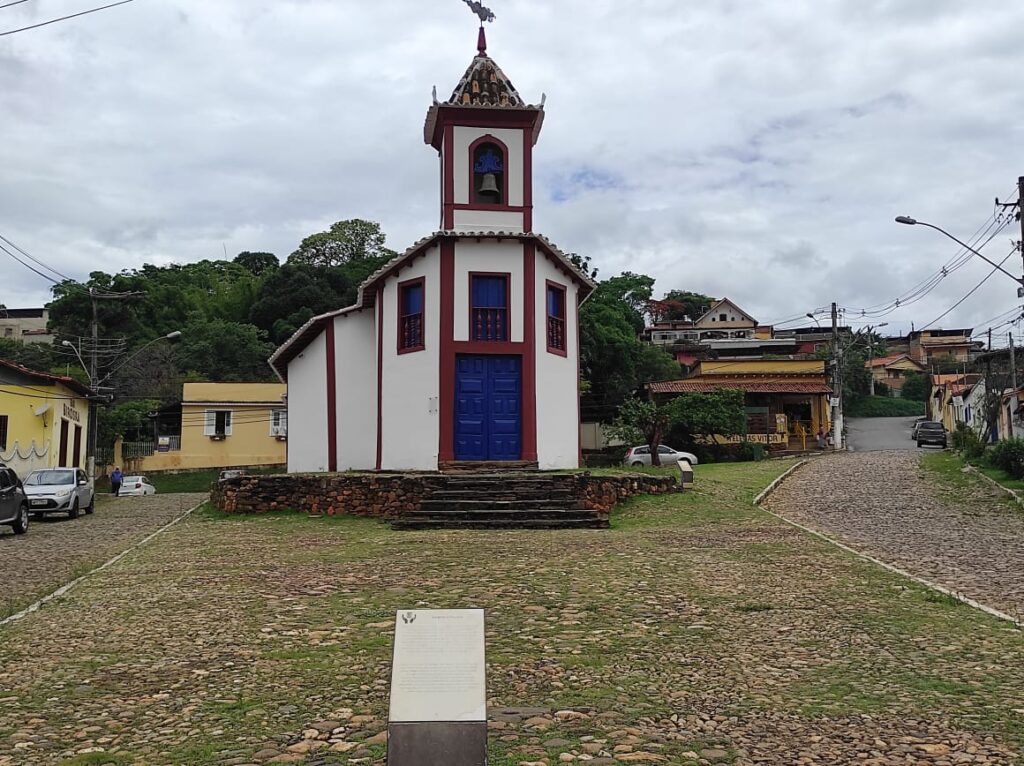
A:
[[454, 355, 522, 461]]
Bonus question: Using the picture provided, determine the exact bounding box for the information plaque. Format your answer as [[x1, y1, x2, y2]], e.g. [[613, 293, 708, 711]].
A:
[[387, 608, 487, 766]]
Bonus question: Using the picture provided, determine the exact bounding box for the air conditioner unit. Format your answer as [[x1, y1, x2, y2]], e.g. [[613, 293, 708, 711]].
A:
[[209, 434, 226, 441], [275, 435, 287, 442]]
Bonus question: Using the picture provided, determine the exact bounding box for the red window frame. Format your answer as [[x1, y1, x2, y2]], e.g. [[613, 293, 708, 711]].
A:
[[546, 280, 567, 356], [397, 277, 426, 354], [469, 272, 511, 342]]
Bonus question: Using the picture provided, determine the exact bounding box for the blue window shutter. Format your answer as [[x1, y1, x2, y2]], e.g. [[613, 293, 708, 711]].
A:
[[403, 283, 423, 315], [472, 276, 506, 308]]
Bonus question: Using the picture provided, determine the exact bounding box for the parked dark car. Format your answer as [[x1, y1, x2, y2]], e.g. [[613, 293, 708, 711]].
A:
[[910, 417, 929, 440], [0, 464, 29, 535], [916, 422, 948, 448]]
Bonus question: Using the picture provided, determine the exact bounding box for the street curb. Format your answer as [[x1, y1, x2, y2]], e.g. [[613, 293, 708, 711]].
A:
[[752, 459, 810, 505], [0, 497, 207, 629], [964, 464, 1024, 507], [755, 481, 1021, 627]]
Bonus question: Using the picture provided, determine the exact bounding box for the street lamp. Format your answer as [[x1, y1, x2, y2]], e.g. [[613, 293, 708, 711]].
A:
[[81, 330, 183, 482], [895, 216, 1024, 289], [61, 340, 92, 385], [806, 312, 822, 328]]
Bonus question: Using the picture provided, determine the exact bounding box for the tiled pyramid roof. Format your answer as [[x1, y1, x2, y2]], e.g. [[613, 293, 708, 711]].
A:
[[448, 54, 524, 108]]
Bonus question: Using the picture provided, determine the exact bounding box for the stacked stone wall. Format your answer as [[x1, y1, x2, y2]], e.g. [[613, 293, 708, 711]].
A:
[[211, 472, 679, 518]]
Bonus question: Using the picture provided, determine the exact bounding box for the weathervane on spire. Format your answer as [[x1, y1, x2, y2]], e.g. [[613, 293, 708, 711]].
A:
[[462, 0, 496, 24]]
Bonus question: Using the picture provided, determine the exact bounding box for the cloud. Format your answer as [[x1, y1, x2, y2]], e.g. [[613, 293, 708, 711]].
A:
[[1, 0, 1023, 342]]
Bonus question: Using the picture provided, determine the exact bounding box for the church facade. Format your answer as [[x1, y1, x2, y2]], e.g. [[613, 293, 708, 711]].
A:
[[270, 28, 595, 472]]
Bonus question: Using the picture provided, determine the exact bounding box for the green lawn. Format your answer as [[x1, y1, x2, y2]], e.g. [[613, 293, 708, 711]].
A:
[[2, 458, 1023, 765], [924, 449, 1024, 495]]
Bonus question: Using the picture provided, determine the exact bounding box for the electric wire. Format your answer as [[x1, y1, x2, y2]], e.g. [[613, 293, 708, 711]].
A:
[[0, 0, 134, 37], [918, 246, 1018, 332]]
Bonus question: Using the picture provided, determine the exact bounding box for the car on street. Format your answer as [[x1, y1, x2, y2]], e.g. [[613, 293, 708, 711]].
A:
[[916, 422, 948, 449], [910, 417, 929, 440], [624, 445, 699, 467], [23, 468, 95, 518], [118, 476, 156, 496], [0, 463, 29, 535]]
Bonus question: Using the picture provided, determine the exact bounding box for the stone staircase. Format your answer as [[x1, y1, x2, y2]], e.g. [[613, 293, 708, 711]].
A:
[[390, 473, 607, 530]]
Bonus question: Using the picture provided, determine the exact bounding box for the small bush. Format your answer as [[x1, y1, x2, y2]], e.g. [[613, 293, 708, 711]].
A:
[[987, 438, 1024, 479], [951, 423, 985, 460]]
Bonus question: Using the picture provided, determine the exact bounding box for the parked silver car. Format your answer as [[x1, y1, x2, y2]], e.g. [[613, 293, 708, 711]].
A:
[[0, 464, 29, 535], [23, 468, 95, 519], [624, 445, 699, 467]]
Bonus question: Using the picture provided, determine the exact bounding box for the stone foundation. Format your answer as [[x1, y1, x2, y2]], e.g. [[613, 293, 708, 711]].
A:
[[211, 472, 679, 518]]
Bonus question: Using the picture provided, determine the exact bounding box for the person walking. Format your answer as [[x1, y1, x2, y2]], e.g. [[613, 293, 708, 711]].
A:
[[816, 426, 827, 451], [110, 466, 123, 497]]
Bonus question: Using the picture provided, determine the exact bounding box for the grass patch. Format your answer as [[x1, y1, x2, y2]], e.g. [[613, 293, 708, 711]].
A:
[[58, 753, 132, 766]]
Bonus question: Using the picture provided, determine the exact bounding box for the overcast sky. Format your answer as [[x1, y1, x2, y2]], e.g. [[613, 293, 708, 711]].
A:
[[2, 0, 1023, 343]]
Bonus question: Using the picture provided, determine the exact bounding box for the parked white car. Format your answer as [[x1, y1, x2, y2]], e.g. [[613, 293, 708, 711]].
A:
[[118, 476, 157, 497], [624, 445, 699, 467], [23, 467, 95, 518]]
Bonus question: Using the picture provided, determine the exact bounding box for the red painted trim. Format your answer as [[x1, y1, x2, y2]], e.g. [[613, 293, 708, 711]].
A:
[[522, 243, 537, 461], [467, 134, 510, 207], [438, 241, 456, 463], [523, 125, 533, 231], [452, 203, 526, 213], [545, 280, 569, 357], [575, 288, 582, 468], [452, 340, 524, 354], [443, 124, 455, 229], [428, 106, 542, 150], [468, 271, 511, 342], [325, 321, 337, 472], [375, 288, 384, 470], [396, 276, 426, 354]]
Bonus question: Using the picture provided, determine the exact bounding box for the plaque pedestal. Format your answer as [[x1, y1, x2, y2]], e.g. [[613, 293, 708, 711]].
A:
[[387, 609, 487, 766]]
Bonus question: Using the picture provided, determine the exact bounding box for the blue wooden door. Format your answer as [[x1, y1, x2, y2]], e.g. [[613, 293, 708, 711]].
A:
[[454, 355, 521, 461]]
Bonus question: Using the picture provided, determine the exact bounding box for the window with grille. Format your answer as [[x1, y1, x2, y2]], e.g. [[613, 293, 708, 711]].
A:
[[203, 410, 232, 437], [398, 279, 425, 352], [270, 409, 288, 437], [546, 282, 567, 355], [471, 275, 508, 341]]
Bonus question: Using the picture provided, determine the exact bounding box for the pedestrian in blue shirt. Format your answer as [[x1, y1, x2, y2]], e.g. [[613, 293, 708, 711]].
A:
[[110, 467, 123, 497]]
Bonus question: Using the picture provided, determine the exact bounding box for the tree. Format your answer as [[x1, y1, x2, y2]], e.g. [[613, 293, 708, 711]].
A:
[[930, 354, 964, 374], [97, 399, 161, 449], [289, 219, 397, 268], [901, 372, 929, 401], [607, 390, 746, 465], [648, 290, 715, 322], [174, 318, 277, 382], [234, 251, 279, 276]]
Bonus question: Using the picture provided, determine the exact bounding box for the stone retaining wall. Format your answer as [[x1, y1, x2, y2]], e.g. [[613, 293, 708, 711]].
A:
[[211, 472, 679, 517]]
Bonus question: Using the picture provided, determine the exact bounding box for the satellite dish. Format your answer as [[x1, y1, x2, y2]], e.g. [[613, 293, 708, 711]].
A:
[[34, 404, 50, 417]]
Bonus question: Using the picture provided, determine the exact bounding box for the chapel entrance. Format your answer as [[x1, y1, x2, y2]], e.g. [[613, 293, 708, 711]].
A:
[[454, 355, 522, 461]]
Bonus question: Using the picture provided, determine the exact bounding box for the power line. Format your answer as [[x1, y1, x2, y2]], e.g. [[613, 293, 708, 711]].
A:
[[919, 246, 1018, 332], [0, 0, 34, 9], [0, 0, 134, 37], [0, 233, 73, 282]]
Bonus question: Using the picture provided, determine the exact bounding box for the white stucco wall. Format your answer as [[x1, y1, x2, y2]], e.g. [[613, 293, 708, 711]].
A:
[[333, 310, 378, 470], [452, 126, 525, 208], [286, 331, 328, 472], [453, 240, 524, 343], [379, 246, 441, 470], [453, 209, 524, 232], [534, 255, 580, 469]]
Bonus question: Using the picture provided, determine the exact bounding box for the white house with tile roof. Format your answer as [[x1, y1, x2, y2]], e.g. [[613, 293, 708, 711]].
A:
[[270, 25, 595, 472]]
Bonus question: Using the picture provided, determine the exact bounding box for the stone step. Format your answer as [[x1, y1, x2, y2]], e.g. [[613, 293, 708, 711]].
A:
[[425, 490, 576, 502], [438, 461, 540, 474], [391, 517, 608, 530], [409, 508, 594, 519], [420, 499, 580, 512], [435, 479, 574, 491]]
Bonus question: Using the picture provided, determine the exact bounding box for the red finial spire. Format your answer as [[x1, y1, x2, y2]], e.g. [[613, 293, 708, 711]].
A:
[[477, 24, 487, 56]]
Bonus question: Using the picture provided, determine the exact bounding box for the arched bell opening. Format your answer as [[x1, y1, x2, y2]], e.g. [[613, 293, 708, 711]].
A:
[[472, 141, 505, 205]]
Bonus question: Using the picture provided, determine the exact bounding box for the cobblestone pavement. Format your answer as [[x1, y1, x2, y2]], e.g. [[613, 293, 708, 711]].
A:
[[1, 461, 1023, 765], [765, 450, 1024, 618], [0, 492, 207, 618]]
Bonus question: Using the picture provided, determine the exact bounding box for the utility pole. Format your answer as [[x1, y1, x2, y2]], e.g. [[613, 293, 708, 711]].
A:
[[867, 334, 876, 397], [1011, 333, 1018, 392], [831, 302, 842, 450]]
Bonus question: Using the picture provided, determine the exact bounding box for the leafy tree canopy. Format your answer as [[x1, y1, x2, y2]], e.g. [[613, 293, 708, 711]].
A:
[[900, 372, 929, 401], [234, 251, 279, 276], [174, 317, 277, 382], [649, 290, 715, 322], [288, 219, 398, 268]]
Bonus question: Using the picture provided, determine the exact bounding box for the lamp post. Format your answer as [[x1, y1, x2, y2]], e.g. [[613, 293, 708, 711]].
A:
[[65, 331, 182, 481], [806, 312, 822, 328], [895, 216, 1024, 290]]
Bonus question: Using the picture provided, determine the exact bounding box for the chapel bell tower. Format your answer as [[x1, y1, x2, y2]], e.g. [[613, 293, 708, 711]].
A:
[[423, 24, 544, 233]]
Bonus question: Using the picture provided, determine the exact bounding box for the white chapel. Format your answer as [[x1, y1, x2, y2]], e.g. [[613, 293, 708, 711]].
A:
[[270, 23, 595, 472]]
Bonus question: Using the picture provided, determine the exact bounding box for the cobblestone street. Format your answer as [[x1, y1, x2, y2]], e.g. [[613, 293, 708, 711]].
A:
[[0, 492, 207, 619], [765, 451, 1024, 618]]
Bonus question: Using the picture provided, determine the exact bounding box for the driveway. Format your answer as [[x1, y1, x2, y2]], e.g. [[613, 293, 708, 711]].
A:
[[0, 492, 207, 619], [846, 416, 920, 451], [764, 450, 1024, 616]]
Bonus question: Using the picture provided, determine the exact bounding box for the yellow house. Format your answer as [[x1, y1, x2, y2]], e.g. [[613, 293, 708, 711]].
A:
[[0, 358, 93, 476], [128, 382, 287, 472], [649, 358, 832, 451]]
